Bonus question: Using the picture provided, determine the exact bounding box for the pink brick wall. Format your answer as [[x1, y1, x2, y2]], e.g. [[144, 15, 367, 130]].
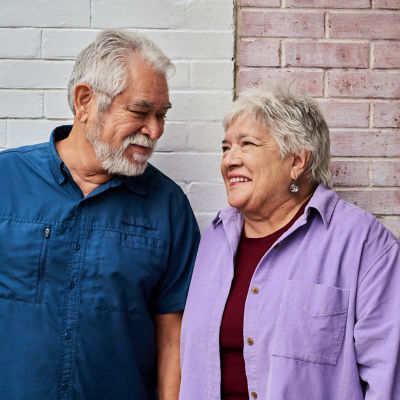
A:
[[237, 0, 400, 237]]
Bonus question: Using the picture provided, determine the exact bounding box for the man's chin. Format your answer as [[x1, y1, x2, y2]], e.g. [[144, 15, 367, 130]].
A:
[[102, 157, 149, 177]]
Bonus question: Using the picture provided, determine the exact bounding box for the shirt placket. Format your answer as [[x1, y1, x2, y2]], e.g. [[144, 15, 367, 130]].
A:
[[57, 202, 88, 399]]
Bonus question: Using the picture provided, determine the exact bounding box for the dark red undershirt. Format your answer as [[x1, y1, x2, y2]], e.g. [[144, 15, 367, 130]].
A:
[[219, 200, 309, 400]]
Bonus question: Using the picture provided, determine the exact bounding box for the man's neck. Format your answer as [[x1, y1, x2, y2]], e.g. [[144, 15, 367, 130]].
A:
[[55, 125, 113, 197]]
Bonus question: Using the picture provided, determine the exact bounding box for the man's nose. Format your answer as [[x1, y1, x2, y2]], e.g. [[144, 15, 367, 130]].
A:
[[141, 116, 164, 140]]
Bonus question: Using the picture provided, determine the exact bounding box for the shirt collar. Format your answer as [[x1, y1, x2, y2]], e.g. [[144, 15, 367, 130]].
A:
[[306, 184, 339, 228], [47, 124, 148, 196], [48, 125, 71, 185], [212, 184, 339, 229]]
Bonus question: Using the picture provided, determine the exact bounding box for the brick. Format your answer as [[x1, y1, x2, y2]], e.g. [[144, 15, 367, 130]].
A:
[[191, 61, 234, 89], [92, 0, 233, 30], [240, 0, 280, 7], [188, 183, 228, 212], [329, 12, 400, 39], [157, 122, 188, 152], [374, 42, 400, 68], [42, 30, 98, 59], [337, 189, 400, 214], [42, 29, 234, 61], [187, 122, 225, 152], [316, 100, 369, 128], [241, 10, 324, 38], [284, 41, 368, 68], [137, 30, 234, 61], [238, 68, 324, 96], [372, 160, 400, 186], [0, 29, 41, 58], [0, 91, 43, 118], [0, 61, 74, 89], [0, 120, 6, 148], [330, 160, 370, 186], [328, 70, 400, 99], [169, 62, 191, 90], [373, 0, 400, 9], [6, 120, 72, 148], [239, 39, 280, 67], [44, 91, 72, 119], [0, 0, 90, 27], [378, 217, 400, 239], [286, 0, 370, 7], [330, 130, 400, 157], [150, 153, 222, 183], [373, 101, 400, 128], [168, 91, 233, 122]]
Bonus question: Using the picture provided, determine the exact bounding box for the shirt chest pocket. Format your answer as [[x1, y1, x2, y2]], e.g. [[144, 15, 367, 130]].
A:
[[272, 280, 349, 365], [90, 227, 168, 313], [0, 219, 51, 303]]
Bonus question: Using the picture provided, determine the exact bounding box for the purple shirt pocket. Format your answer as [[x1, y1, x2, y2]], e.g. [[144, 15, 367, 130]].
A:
[[272, 280, 349, 365]]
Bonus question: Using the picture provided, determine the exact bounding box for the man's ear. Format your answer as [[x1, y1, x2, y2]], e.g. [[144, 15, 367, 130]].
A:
[[291, 150, 311, 180], [74, 83, 94, 123]]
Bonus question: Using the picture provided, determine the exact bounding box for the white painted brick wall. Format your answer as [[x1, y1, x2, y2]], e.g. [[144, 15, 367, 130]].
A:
[[0, 0, 234, 231]]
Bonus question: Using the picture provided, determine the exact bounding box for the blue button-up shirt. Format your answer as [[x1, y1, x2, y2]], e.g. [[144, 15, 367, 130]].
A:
[[180, 185, 400, 400], [0, 126, 199, 400]]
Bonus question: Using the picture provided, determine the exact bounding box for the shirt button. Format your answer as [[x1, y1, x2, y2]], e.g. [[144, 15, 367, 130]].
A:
[[64, 331, 72, 340], [61, 383, 68, 391], [251, 392, 258, 399], [74, 243, 80, 251], [68, 281, 75, 290], [247, 337, 254, 346], [251, 286, 259, 294]]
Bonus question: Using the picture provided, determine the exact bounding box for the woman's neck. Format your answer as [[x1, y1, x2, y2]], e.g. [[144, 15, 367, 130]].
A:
[[243, 186, 315, 238]]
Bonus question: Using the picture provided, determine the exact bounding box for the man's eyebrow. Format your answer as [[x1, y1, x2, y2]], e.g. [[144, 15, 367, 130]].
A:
[[127, 101, 172, 109]]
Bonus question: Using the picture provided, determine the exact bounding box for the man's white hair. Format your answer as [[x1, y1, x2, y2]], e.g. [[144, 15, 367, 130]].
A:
[[67, 30, 174, 115], [223, 86, 332, 187]]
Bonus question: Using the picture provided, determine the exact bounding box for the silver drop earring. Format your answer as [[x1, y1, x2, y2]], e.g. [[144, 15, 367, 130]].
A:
[[290, 180, 299, 193]]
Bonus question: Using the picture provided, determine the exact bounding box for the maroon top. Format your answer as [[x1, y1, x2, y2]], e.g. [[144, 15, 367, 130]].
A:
[[219, 201, 309, 400]]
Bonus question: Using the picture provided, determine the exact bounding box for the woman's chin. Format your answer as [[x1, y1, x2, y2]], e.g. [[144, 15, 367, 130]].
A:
[[227, 196, 248, 211]]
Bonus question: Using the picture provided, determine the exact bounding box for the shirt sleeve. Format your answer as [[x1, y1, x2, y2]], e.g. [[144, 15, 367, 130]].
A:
[[354, 242, 400, 399], [155, 190, 200, 314]]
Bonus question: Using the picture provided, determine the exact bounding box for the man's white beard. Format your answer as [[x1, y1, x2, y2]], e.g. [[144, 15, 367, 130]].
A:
[[85, 122, 157, 177]]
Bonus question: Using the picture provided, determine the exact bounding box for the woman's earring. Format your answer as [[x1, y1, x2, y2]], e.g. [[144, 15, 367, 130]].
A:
[[290, 180, 299, 193]]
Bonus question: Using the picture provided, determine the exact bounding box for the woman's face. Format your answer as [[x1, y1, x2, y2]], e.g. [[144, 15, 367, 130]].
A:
[[221, 113, 294, 218]]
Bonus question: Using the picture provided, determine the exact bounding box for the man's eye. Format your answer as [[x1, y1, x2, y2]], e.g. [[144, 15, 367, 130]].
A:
[[157, 114, 167, 120], [130, 110, 147, 117]]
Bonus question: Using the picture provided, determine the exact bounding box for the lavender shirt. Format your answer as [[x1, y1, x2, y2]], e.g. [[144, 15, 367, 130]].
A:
[[180, 185, 400, 400]]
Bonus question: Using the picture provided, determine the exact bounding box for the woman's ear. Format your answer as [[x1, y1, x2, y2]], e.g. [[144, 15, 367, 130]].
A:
[[74, 83, 94, 123], [291, 150, 311, 180]]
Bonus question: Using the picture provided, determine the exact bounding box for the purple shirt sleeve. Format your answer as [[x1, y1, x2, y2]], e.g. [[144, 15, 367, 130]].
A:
[[354, 242, 400, 399]]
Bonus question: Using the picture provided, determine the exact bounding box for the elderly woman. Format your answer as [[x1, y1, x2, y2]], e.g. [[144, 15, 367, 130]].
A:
[[179, 87, 400, 400]]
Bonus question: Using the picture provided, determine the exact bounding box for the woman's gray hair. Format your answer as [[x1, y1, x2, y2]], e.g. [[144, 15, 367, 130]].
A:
[[67, 30, 174, 115], [223, 86, 332, 187]]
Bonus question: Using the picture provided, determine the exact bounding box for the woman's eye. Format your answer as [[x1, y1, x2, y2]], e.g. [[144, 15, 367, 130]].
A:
[[222, 146, 230, 153], [242, 141, 254, 147]]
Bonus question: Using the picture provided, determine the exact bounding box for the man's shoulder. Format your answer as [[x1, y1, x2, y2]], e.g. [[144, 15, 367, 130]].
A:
[[140, 163, 186, 195], [0, 142, 49, 164]]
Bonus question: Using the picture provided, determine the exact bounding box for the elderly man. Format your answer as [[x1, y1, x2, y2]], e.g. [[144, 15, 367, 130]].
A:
[[0, 30, 199, 400]]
